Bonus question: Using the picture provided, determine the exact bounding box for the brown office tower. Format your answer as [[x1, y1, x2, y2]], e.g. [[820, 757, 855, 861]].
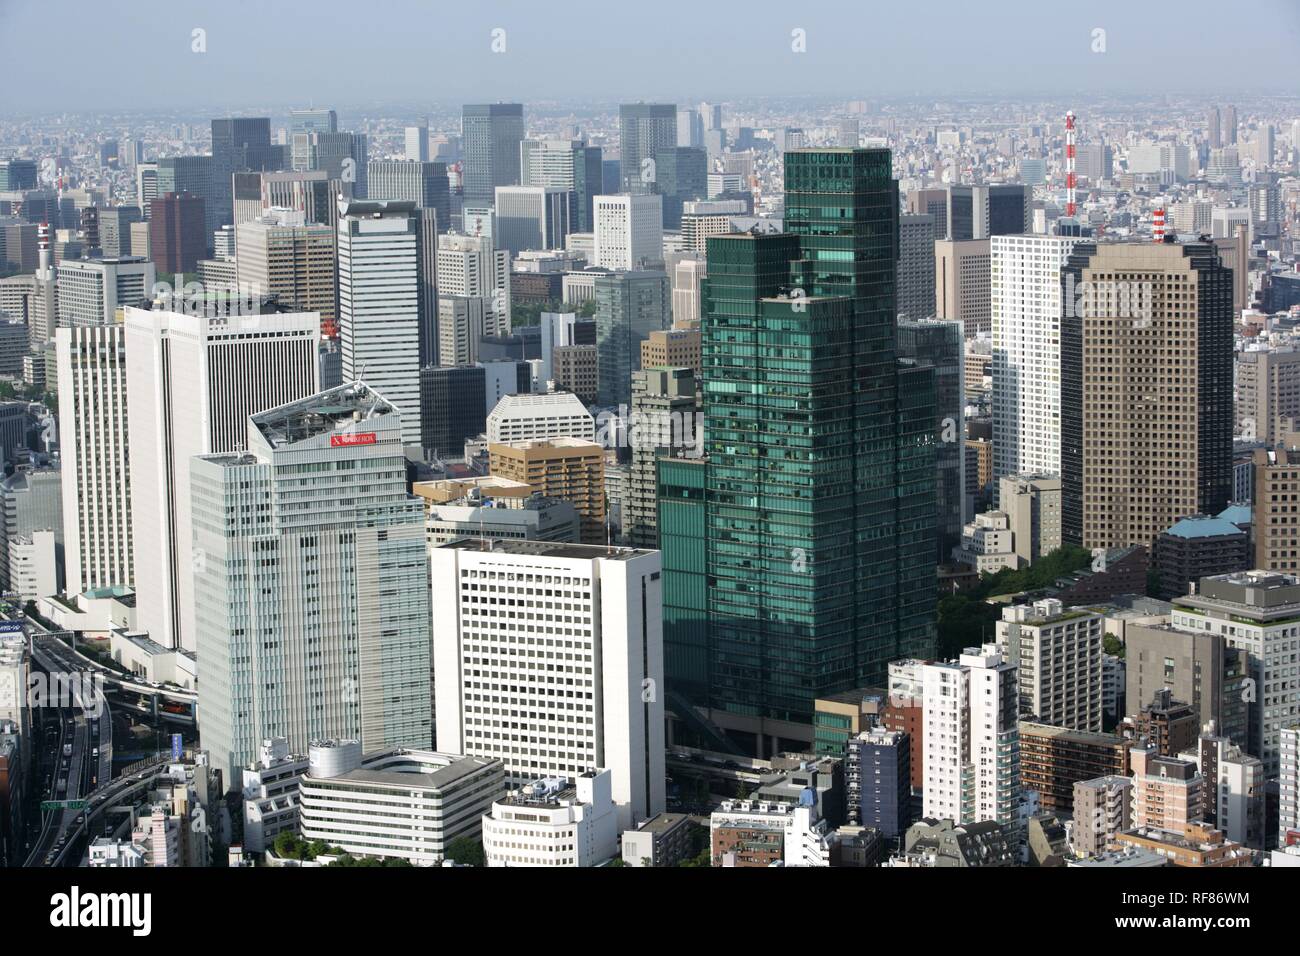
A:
[[150, 191, 207, 274], [1018, 722, 1131, 814], [1061, 241, 1233, 550], [1253, 447, 1300, 572]]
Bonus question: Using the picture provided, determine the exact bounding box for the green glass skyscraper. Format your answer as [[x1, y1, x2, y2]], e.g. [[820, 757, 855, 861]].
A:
[[659, 148, 936, 753]]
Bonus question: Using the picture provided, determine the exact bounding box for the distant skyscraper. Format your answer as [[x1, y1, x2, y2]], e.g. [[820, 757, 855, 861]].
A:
[[991, 234, 1081, 480], [404, 125, 429, 162], [594, 193, 663, 270], [337, 199, 422, 444], [1061, 241, 1233, 550], [290, 108, 338, 134], [652, 147, 707, 229], [0, 159, 37, 191], [1224, 105, 1238, 145], [461, 103, 525, 206], [155, 156, 215, 238], [934, 238, 991, 335], [1208, 106, 1222, 149], [300, 131, 368, 197], [194, 382, 432, 778], [436, 231, 511, 339], [211, 118, 285, 230], [235, 210, 337, 337], [897, 213, 936, 321], [493, 185, 573, 255], [149, 192, 206, 274], [366, 159, 450, 230], [56, 325, 133, 593], [125, 302, 320, 651], [56, 257, 155, 326], [595, 269, 669, 408], [898, 318, 965, 559], [619, 103, 677, 193], [520, 139, 603, 233]]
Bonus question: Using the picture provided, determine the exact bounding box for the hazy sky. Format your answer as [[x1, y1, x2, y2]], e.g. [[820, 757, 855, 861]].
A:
[[2, 0, 1297, 113]]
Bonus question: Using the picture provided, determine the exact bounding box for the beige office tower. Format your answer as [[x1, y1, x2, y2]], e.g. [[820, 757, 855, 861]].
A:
[[552, 344, 597, 403], [640, 328, 701, 379], [129, 220, 151, 260], [489, 438, 606, 544], [235, 210, 337, 334], [1061, 241, 1233, 550], [997, 474, 1062, 564], [1236, 347, 1300, 444], [1253, 448, 1300, 572], [934, 238, 990, 336]]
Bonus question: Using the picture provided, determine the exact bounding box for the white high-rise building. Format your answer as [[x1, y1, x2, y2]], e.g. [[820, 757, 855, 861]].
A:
[[991, 234, 1080, 480], [485, 392, 596, 444], [431, 539, 666, 831], [337, 198, 422, 445], [1282, 725, 1300, 839], [404, 125, 429, 162], [594, 193, 663, 270], [436, 232, 511, 336], [670, 256, 706, 328], [124, 303, 320, 651], [192, 383, 432, 778], [921, 645, 1020, 828], [996, 598, 1104, 733], [56, 257, 156, 327], [56, 325, 133, 594]]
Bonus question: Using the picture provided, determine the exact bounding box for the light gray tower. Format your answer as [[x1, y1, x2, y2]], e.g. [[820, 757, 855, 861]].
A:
[[193, 382, 432, 779], [337, 198, 422, 444]]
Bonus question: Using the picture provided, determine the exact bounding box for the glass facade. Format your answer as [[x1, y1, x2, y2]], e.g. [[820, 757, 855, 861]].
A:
[[660, 148, 937, 736]]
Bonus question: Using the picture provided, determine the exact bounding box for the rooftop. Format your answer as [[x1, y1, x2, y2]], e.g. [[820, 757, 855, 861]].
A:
[[439, 538, 655, 562], [1162, 515, 1246, 539], [251, 381, 395, 449]]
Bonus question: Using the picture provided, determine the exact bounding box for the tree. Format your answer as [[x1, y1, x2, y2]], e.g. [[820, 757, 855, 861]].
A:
[[1103, 634, 1125, 658], [444, 836, 485, 867], [273, 831, 304, 860], [577, 299, 598, 318]]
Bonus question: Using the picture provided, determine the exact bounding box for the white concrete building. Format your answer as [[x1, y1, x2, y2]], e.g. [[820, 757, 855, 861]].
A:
[[921, 646, 1020, 828], [337, 198, 422, 445], [8, 529, 57, 601], [55, 256, 155, 327], [124, 303, 320, 652], [482, 770, 617, 867], [1179, 727, 1265, 848], [486, 392, 596, 444], [594, 193, 663, 270], [431, 539, 666, 831], [297, 740, 504, 866], [87, 838, 148, 867], [241, 737, 309, 854], [996, 598, 1105, 733], [436, 231, 510, 337], [1282, 725, 1300, 839], [952, 510, 1020, 573], [991, 234, 1080, 481], [56, 325, 133, 594]]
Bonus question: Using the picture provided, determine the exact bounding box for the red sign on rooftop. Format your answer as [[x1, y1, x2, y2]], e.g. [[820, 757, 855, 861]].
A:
[[330, 433, 377, 447]]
